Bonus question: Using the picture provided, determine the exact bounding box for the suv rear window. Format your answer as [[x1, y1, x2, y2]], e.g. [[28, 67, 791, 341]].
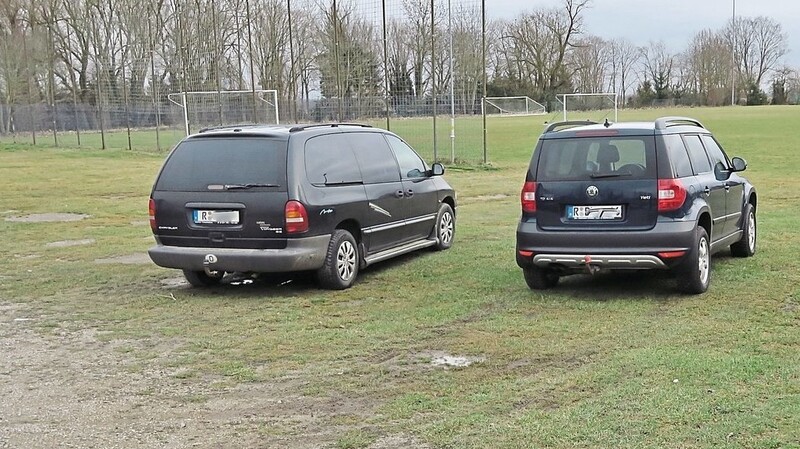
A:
[[155, 137, 287, 191], [536, 136, 656, 181]]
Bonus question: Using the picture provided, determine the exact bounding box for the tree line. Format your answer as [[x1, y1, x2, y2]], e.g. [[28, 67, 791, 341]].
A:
[[0, 0, 797, 133]]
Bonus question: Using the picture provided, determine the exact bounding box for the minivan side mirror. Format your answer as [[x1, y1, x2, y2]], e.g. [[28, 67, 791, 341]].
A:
[[731, 157, 747, 172], [431, 162, 445, 176]]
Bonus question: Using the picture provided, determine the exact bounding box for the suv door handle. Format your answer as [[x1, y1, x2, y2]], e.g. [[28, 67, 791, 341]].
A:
[[405, 189, 414, 197], [395, 190, 405, 198], [703, 187, 711, 195]]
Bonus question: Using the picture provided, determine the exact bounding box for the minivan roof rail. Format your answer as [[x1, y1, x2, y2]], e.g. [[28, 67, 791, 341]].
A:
[[543, 120, 598, 133], [289, 123, 373, 133], [655, 116, 705, 130]]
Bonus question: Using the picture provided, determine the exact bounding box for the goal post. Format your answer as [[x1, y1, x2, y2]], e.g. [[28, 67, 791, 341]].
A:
[[167, 89, 279, 136], [558, 92, 618, 122], [484, 96, 546, 116]]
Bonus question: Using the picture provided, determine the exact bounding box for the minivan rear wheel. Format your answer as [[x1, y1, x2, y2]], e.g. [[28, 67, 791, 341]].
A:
[[183, 269, 223, 287], [317, 229, 359, 290], [523, 266, 559, 290]]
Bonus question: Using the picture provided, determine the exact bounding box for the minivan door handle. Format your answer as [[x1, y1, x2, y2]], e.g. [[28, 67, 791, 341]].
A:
[[703, 186, 711, 195], [405, 189, 414, 198], [724, 184, 731, 191], [395, 190, 405, 198]]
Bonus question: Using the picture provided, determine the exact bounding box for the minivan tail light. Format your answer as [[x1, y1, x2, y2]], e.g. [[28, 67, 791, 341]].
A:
[[148, 198, 157, 232], [285, 201, 309, 234], [658, 179, 687, 212], [521, 182, 537, 213]]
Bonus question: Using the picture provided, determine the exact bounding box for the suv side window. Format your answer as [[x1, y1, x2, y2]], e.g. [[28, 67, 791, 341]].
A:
[[305, 134, 363, 185], [348, 133, 401, 184], [700, 135, 730, 169], [385, 135, 427, 179], [682, 135, 712, 175], [662, 134, 693, 178]]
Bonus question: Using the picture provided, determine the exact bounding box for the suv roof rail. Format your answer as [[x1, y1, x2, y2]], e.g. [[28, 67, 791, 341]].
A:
[[289, 123, 373, 133], [543, 120, 598, 133], [654, 116, 705, 130]]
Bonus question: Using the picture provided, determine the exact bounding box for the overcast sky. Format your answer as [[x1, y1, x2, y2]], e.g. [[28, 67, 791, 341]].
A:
[[486, 0, 799, 68]]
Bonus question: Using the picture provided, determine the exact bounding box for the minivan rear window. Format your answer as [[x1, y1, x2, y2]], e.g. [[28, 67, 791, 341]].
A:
[[536, 136, 656, 181], [155, 137, 287, 191]]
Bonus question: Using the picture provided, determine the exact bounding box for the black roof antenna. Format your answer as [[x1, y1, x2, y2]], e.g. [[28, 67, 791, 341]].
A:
[[603, 118, 611, 128]]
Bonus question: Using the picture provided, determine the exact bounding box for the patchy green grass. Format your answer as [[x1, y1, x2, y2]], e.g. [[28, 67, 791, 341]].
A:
[[1, 105, 799, 448]]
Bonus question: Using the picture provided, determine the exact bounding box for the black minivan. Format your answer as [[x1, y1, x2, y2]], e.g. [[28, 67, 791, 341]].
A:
[[148, 124, 456, 290]]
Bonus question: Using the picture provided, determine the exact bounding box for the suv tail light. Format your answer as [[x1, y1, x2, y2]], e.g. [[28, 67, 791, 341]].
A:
[[658, 179, 687, 212], [285, 200, 309, 234], [148, 198, 157, 232], [521, 181, 537, 213]]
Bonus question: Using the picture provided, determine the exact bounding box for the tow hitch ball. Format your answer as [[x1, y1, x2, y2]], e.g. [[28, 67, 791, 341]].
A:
[[583, 255, 601, 275]]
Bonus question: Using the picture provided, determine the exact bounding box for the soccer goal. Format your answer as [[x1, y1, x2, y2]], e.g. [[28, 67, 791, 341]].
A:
[[484, 96, 546, 116], [168, 89, 279, 136], [557, 92, 618, 123]]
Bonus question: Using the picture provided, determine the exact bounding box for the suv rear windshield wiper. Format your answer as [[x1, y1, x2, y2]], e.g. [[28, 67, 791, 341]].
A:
[[223, 183, 280, 190]]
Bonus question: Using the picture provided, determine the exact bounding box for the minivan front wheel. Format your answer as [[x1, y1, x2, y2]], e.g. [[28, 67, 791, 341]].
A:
[[317, 229, 359, 290], [183, 269, 223, 287], [678, 226, 710, 294], [434, 203, 455, 251]]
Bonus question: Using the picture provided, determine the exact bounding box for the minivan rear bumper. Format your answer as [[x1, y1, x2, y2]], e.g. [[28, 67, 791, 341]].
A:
[[148, 234, 331, 273], [515, 218, 697, 270]]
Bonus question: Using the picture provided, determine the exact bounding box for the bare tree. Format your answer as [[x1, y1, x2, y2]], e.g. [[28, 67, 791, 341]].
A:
[[569, 35, 609, 94], [607, 38, 640, 106], [640, 41, 675, 100], [685, 29, 730, 106]]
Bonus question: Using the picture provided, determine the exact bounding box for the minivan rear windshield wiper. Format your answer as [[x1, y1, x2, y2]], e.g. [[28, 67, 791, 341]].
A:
[[589, 172, 630, 179], [223, 183, 280, 190]]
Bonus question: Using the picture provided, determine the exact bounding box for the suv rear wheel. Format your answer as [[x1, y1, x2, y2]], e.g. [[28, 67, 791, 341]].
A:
[[183, 269, 224, 287], [678, 226, 710, 294], [317, 229, 359, 290], [730, 203, 756, 257], [523, 266, 559, 290]]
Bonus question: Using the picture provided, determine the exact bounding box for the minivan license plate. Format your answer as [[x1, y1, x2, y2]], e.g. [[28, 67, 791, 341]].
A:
[[567, 205, 622, 220], [193, 210, 239, 224]]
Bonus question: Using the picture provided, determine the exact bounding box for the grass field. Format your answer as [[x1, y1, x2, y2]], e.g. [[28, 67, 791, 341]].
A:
[[1, 106, 799, 448]]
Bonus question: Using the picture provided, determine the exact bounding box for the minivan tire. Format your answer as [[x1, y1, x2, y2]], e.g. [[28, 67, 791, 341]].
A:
[[523, 266, 559, 290], [434, 203, 455, 251], [317, 229, 359, 290], [183, 269, 224, 287], [678, 226, 710, 294], [730, 203, 756, 258]]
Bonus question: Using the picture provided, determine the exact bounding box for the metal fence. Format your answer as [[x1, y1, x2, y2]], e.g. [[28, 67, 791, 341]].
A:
[[0, 0, 488, 164]]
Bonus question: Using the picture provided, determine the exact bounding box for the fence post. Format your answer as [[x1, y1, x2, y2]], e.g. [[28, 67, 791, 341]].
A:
[[381, 0, 390, 131], [66, 26, 81, 146], [482, 0, 487, 164], [430, 0, 437, 161], [22, 25, 36, 145]]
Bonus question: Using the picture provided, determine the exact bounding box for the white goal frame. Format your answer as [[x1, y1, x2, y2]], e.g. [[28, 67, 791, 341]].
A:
[[168, 89, 279, 136], [484, 96, 546, 116], [558, 92, 618, 122]]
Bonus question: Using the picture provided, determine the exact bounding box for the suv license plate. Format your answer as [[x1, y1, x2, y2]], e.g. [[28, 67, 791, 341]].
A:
[[193, 210, 240, 224], [567, 205, 623, 220]]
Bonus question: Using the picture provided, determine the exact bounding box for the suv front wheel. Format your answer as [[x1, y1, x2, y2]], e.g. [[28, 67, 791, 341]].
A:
[[730, 203, 756, 257], [317, 229, 359, 290]]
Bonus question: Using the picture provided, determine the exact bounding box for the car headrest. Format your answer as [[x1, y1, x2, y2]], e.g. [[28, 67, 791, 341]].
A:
[[597, 144, 620, 164]]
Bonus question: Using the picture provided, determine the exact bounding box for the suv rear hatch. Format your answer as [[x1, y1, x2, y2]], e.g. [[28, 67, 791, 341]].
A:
[[531, 135, 659, 231], [151, 136, 290, 249]]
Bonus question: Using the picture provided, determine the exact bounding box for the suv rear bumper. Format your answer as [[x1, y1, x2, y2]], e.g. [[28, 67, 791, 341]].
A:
[[148, 234, 331, 273], [515, 218, 697, 270]]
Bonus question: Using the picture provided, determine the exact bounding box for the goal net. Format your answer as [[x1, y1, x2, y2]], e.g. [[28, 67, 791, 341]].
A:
[[557, 93, 618, 123], [484, 96, 546, 116], [168, 89, 279, 135]]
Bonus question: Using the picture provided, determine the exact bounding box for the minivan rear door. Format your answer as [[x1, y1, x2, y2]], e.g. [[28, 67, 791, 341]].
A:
[[533, 136, 659, 232], [152, 136, 289, 249]]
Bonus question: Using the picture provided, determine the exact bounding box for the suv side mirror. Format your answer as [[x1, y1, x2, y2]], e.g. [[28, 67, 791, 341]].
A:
[[431, 162, 445, 176], [731, 157, 747, 172]]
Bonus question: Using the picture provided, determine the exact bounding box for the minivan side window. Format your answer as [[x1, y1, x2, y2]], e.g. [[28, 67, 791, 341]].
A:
[[385, 135, 427, 179], [682, 135, 712, 175], [305, 134, 362, 185], [347, 133, 401, 184]]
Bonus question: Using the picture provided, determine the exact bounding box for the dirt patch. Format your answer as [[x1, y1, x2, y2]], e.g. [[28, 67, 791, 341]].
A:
[[94, 253, 151, 265], [160, 276, 190, 288], [130, 220, 149, 227], [459, 194, 509, 205], [46, 239, 96, 248], [369, 434, 433, 449], [5, 213, 90, 223]]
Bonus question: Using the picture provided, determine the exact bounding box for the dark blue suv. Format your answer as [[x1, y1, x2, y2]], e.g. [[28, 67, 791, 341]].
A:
[[515, 117, 757, 294]]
